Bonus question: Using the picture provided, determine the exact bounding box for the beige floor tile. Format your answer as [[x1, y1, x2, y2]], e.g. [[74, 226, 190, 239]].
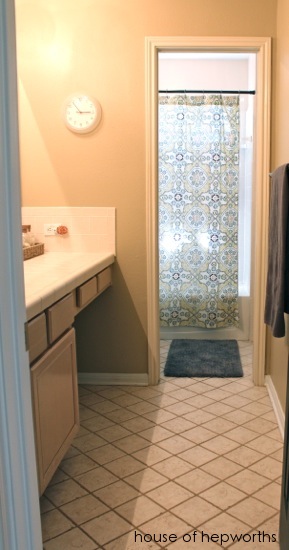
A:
[[176, 468, 219, 494], [143, 409, 176, 423], [221, 395, 252, 409], [227, 468, 270, 494], [184, 395, 216, 408], [189, 382, 215, 393], [267, 428, 283, 442], [271, 448, 284, 462], [139, 511, 192, 547], [249, 457, 283, 480], [254, 482, 281, 510], [148, 394, 179, 407], [41, 509, 73, 542], [116, 495, 164, 525], [40, 496, 54, 513], [242, 417, 278, 435], [60, 454, 97, 476], [225, 446, 265, 467], [160, 417, 196, 433], [125, 468, 168, 492], [202, 417, 237, 434], [60, 494, 109, 524], [164, 402, 196, 416], [82, 510, 132, 545], [113, 434, 151, 453], [182, 426, 216, 444], [121, 417, 155, 433], [104, 455, 146, 477], [202, 435, 240, 454], [94, 480, 140, 507], [97, 388, 126, 399], [79, 405, 98, 421], [110, 394, 143, 408], [262, 411, 279, 423], [228, 497, 277, 527], [100, 408, 137, 423], [44, 479, 87, 507], [132, 445, 172, 465], [172, 496, 220, 527], [47, 468, 69, 486], [81, 414, 115, 432], [183, 409, 215, 424], [166, 388, 197, 401], [241, 402, 272, 416], [203, 388, 233, 402], [127, 401, 158, 415], [90, 401, 121, 414], [239, 387, 268, 401], [200, 481, 247, 508], [246, 435, 283, 455], [72, 433, 107, 452], [222, 409, 255, 425], [96, 424, 132, 442], [178, 446, 218, 466], [203, 402, 235, 416], [200, 456, 243, 479], [41, 342, 284, 549], [147, 480, 192, 508], [87, 443, 125, 465], [44, 527, 97, 549], [139, 426, 175, 443], [62, 445, 80, 459], [130, 388, 161, 400], [76, 466, 118, 491], [225, 426, 260, 444], [152, 455, 192, 478]]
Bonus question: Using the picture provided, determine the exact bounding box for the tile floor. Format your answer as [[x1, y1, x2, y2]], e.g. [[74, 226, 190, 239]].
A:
[[41, 341, 282, 549]]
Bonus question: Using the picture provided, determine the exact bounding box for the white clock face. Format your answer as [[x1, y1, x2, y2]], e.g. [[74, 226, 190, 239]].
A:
[[63, 94, 102, 134]]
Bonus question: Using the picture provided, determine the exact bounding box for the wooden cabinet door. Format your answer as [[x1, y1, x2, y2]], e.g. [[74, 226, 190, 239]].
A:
[[31, 328, 79, 495]]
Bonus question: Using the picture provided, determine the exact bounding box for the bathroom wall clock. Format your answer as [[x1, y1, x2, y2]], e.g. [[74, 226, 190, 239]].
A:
[[63, 93, 102, 134]]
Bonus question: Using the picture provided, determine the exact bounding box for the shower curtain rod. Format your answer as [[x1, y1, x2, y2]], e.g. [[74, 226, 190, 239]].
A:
[[158, 89, 256, 95]]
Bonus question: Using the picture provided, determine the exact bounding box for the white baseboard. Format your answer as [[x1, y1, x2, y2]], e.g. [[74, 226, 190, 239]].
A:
[[78, 372, 149, 386], [265, 375, 285, 440]]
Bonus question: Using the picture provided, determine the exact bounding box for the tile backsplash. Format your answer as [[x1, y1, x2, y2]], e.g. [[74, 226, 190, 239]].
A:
[[22, 207, 116, 255]]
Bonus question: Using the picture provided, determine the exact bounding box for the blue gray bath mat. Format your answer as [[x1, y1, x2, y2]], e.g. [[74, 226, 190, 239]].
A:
[[164, 339, 243, 378]]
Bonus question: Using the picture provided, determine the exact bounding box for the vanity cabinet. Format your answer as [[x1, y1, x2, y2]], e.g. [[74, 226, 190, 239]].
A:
[[30, 329, 78, 495], [27, 265, 112, 495]]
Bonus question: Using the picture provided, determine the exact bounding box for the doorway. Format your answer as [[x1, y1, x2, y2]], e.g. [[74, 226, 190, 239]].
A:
[[145, 36, 271, 386], [158, 52, 255, 342]]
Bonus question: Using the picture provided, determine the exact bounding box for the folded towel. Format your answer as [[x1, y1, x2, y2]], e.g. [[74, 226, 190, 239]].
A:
[[264, 163, 289, 337]]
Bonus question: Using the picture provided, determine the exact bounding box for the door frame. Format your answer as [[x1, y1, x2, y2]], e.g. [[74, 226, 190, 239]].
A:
[[145, 36, 271, 385], [0, 0, 42, 548]]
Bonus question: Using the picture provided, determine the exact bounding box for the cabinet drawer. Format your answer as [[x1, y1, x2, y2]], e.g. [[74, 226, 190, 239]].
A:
[[97, 267, 112, 294], [76, 276, 97, 308], [47, 293, 74, 344], [27, 313, 48, 364]]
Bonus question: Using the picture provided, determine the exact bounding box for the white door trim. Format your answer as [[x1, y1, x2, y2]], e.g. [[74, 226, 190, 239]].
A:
[[145, 36, 271, 386], [0, 1, 42, 548]]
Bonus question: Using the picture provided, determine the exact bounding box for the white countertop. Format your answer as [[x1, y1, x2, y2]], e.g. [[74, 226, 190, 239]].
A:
[[24, 251, 115, 321]]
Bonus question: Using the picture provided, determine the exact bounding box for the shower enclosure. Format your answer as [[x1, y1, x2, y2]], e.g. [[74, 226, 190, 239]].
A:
[[158, 53, 255, 341]]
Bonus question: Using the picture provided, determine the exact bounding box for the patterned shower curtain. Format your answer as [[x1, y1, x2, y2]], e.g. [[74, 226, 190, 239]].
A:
[[159, 94, 240, 328]]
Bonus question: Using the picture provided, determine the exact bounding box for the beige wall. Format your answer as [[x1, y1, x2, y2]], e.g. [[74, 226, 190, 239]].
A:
[[267, 0, 289, 411], [16, 0, 277, 376]]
